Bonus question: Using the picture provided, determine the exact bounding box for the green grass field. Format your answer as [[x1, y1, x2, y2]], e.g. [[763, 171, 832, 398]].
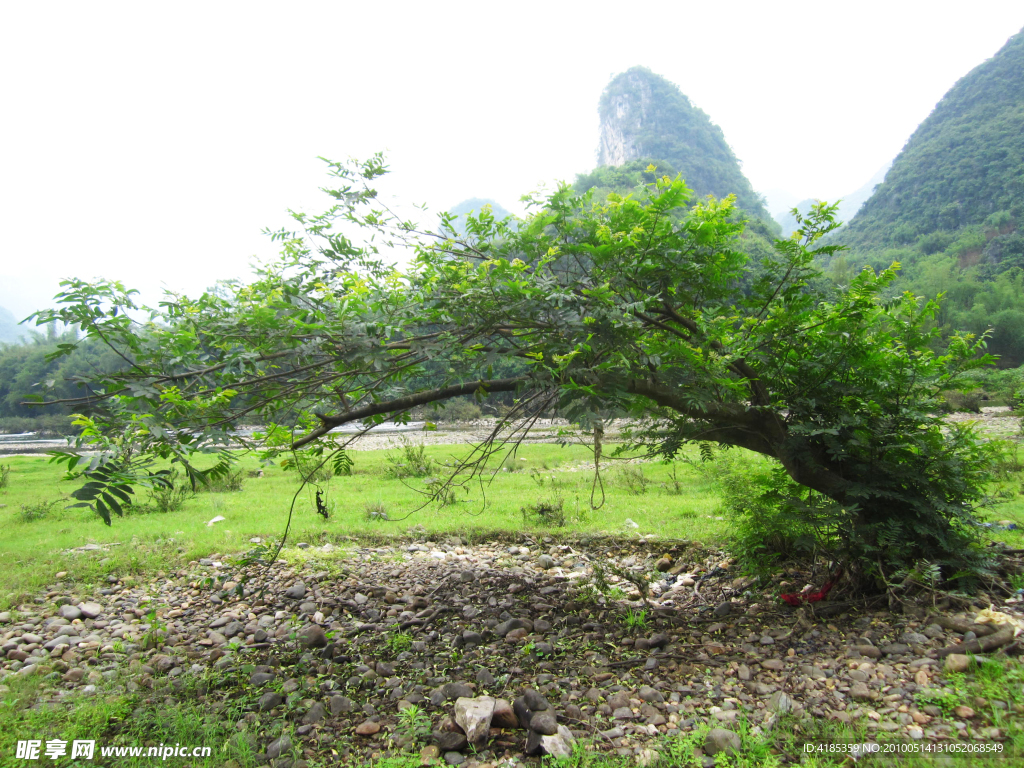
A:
[[0, 441, 738, 607], [2, 434, 1024, 610]]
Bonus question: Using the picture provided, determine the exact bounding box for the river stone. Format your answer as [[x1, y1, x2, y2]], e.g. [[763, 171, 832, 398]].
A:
[[259, 691, 284, 710], [525, 724, 575, 758], [768, 691, 793, 713], [607, 691, 630, 710], [529, 709, 559, 735], [330, 695, 354, 715], [945, 654, 971, 673], [443, 681, 474, 700], [285, 583, 307, 599], [78, 603, 103, 619], [435, 732, 468, 751], [454, 696, 494, 744], [638, 685, 664, 703], [705, 728, 741, 756], [250, 671, 275, 686], [59, 605, 81, 620], [266, 735, 292, 760], [299, 626, 327, 649], [523, 689, 550, 712], [355, 720, 380, 736], [513, 696, 532, 727], [302, 701, 327, 724], [491, 698, 518, 728], [494, 618, 525, 637], [850, 682, 872, 701]]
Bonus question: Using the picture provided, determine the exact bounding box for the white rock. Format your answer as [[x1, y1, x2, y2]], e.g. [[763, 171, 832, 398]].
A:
[[454, 696, 495, 744], [206, 516, 226, 526]]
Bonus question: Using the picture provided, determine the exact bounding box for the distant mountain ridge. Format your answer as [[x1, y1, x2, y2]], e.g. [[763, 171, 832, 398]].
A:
[[775, 163, 892, 237], [0, 306, 26, 345], [591, 67, 771, 220]]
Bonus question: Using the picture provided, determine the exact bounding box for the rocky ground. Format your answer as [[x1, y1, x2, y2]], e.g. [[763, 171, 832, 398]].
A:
[[1, 536, 1022, 767]]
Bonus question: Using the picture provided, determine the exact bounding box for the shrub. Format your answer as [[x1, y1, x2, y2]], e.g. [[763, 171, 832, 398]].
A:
[[19, 498, 62, 522], [385, 437, 434, 478], [618, 464, 650, 495], [198, 470, 244, 492], [430, 397, 483, 422], [143, 470, 194, 513], [939, 389, 982, 413], [521, 497, 565, 527], [363, 502, 389, 521], [711, 452, 831, 577]]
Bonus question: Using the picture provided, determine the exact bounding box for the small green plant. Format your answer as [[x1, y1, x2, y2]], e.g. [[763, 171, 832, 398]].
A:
[[521, 497, 565, 527], [385, 437, 434, 478], [385, 628, 413, 653], [606, 586, 627, 600], [624, 608, 649, 632], [619, 464, 649, 495], [18, 498, 61, 522], [145, 469, 194, 513], [500, 456, 527, 473], [364, 501, 389, 521], [914, 685, 962, 715], [198, 469, 244, 492], [142, 609, 168, 650], [395, 704, 432, 748], [0, 464, 10, 489], [111, 640, 125, 654]]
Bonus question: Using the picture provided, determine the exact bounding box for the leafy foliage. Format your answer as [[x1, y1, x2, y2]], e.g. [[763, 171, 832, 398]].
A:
[[29, 157, 997, 581]]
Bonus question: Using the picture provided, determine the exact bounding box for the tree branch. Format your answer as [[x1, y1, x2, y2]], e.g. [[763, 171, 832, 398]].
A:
[[290, 376, 533, 449]]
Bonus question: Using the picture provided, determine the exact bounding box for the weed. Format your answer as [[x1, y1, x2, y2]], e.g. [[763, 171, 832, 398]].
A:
[[913, 685, 962, 715], [385, 628, 413, 653], [19, 498, 62, 522], [619, 464, 650, 495], [665, 463, 684, 495], [364, 501, 389, 521], [142, 609, 168, 650], [198, 469, 244, 492], [144, 469, 194, 513], [0, 464, 9, 489], [521, 497, 565, 527], [606, 586, 627, 600], [623, 608, 649, 632], [501, 456, 527, 473], [385, 437, 434, 478], [395, 704, 431, 747]]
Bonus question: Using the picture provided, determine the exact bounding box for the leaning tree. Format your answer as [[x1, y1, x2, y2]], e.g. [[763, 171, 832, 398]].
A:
[[32, 156, 997, 583]]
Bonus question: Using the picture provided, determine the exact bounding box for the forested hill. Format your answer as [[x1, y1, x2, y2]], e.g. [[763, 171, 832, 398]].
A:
[[825, 27, 1024, 367], [840, 27, 1024, 251], [580, 67, 771, 221]]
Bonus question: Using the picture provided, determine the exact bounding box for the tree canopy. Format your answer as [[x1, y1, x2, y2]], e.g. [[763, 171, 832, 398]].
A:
[[33, 157, 996, 583]]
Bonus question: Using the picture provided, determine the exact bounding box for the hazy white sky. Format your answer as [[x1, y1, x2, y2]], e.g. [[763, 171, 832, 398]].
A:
[[2, 2, 1022, 318]]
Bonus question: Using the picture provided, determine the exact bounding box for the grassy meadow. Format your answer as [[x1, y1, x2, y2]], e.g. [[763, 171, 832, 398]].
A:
[[0, 440, 738, 606], [0, 431, 1023, 609]]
